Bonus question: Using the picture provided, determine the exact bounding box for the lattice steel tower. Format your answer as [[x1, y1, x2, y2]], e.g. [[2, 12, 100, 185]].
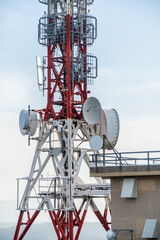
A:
[[13, 1, 116, 239]]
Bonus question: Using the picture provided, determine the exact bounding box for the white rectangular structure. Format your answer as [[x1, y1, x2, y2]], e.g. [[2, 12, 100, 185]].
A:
[[121, 178, 137, 198], [142, 219, 158, 238]]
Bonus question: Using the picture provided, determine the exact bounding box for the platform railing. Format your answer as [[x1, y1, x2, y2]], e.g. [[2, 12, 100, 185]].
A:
[[90, 150, 160, 171], [16, 177, 68, 211], [113, 229, 134, 240]]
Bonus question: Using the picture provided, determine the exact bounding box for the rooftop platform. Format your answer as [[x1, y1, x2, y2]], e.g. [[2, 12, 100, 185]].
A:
[[90, 150, 160, 178]]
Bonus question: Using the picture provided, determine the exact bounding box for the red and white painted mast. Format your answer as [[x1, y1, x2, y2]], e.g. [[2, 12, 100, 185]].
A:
[[13, 1, 114, 239]]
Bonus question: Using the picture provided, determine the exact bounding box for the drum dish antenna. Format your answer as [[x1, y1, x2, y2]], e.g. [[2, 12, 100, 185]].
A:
[[19, 109, 37, 137], [100, 109, 120, 150]]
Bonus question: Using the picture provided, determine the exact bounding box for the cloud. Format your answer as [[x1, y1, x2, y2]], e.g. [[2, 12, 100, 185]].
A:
[[0, 72, 32, 112], [90, 65, 160, 106], [117, 117, 160, 152], [0, 5, 23, 28], [98, 65, 160, 86]]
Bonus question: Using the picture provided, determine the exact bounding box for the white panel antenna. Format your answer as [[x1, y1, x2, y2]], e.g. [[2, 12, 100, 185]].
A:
[[100, 109, 120, 150], [83, 97, 102, 125], [36, 56, 43, 86]]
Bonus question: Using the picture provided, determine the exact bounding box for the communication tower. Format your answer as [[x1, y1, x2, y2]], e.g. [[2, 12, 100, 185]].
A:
[[13, 1, 119, 239]]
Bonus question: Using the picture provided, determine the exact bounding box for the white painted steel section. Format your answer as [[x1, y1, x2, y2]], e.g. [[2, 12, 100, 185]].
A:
[[17, 119, 110, 212], [74, 150, 86, 187], [66, 0, 71, 14]]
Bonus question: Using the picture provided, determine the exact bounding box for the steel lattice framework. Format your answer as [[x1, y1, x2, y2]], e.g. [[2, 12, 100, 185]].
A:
[[13, 1, 110, 240]]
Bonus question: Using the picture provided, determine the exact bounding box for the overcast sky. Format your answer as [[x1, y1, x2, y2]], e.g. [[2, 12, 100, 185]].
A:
[[0, 0, 160, 207]]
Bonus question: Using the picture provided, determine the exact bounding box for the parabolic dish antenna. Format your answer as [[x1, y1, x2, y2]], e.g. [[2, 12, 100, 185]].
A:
[[83, 97, 101, 125], [100, 109, 119, 150], [19, 110, 38, 136], [89, 135, 103, 151]]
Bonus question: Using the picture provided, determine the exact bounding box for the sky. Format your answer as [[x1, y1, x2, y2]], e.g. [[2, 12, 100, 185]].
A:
[[0, 0, 160, 221]]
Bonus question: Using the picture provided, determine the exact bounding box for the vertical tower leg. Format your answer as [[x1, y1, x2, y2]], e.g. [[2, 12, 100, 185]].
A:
[[52, 210, 67, 240], [48, 211, 61, 240], [75, 199, 90, 240], [13, 211, 24, 240], [18, 210, 40, 240], [104, 199, 109, 221], [69, 211, 73, 240], [90, 199, 110, 231]]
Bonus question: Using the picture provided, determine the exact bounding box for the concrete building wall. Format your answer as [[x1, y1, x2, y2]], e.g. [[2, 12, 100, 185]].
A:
[[111, 176, 160, 240]]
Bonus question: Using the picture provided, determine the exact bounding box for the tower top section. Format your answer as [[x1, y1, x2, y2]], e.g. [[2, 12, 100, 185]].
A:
[[37, 0, 97, 120], [38, 0, 96, 47]]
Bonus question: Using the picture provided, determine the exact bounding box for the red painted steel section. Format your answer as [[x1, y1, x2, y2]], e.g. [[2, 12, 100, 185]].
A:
[[52, 210, 67, 240], [93, 210, 110, 231], [27, 211, 31, 222], [75, 209, 87, 240], [13, 211, 24, 240], [73, 206, 81, 225], [66, 14, 72, 119], [90, 200, 110, 232], [49, 211, 61, 240], [47, 45, 52, 113], [14, 201, 109, 240], [42, 11, 88, 121], [83, 18, 87, 99], [104, 208, 108, 221], [69, 211, 74, 240], [18, 210, 40, 240]]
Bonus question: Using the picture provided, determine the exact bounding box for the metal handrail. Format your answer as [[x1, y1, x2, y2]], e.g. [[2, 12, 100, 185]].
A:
[[90, 150, 160, 171], [113, 229, 134, 240]]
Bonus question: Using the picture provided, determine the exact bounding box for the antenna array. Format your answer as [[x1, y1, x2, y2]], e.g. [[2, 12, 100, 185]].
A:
[[14, 1, 120, 240]]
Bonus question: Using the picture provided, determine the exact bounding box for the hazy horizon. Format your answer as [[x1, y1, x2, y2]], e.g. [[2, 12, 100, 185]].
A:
[[1, 0, 160, 202], [0, 221, 107, 240]]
